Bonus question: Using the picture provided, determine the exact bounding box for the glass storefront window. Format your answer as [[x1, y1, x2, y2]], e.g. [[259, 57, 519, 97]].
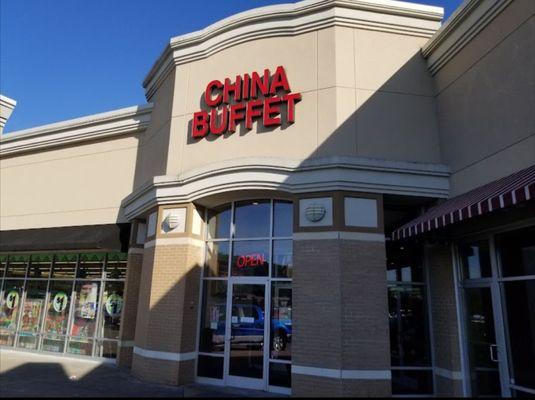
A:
[[234, 200, 270, 238], [198, 280, 227, 354], [0, 251, 126, 359], [96, 340, 118, 358], [207, 204, 231, 240], [70, 281, 100, 338], [68, 337, 94, 356], [5, 255, 29, 278], [269, 362, 291, 388], [231, 240, 269, 277], [392, 370, 434, 395], [272, 240, 292, 278], [77, 253, 104, 279], [52, 254, 77, 278], [386, 242, 424, 283], [44, 281, 72, 336], [204, 241, 229, 277], [18, 280, 47, 350], [0, 255, 7, 277], [105, 252, 127, 280], [273, 200, 293, 237], [386, 242, 433, 396], [498, 226, 535, 277], [502, 280, 535, 391], [388, 285, 431, 367], [0, 280, 24, 346], [28, 254, 52, 278], [200, 199, 292, 389], [99, 282, 123, 340], [270, 282, 292, 361], [459, 240, 492, 279]]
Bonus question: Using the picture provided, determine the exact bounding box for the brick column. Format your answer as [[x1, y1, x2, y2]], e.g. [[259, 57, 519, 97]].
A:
[[426, 242, 464, 397], [292, 192, 391, 397], [130, 203, 204, 385]]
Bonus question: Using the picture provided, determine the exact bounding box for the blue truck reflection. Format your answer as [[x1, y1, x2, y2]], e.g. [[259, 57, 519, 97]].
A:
[[207, 304, 292, 351]]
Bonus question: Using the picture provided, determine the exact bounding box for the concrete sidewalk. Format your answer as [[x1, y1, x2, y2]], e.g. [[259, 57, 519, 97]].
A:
[[0, 349, 285, 398]]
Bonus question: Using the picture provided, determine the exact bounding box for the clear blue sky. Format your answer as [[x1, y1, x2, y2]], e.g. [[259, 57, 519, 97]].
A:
[[0, 0, 461, 132]]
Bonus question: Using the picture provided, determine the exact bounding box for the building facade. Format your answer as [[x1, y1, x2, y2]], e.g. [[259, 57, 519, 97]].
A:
[[0, 0, 534, 397]]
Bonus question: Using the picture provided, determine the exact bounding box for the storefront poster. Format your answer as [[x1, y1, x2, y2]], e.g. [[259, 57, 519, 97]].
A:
[[104, 293, 123, 318], [78, 283, 98, 319], [21, 299, 44, 332]]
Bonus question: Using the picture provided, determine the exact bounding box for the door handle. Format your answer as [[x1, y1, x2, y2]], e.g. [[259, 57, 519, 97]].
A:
[[489, 344, 499, 362]]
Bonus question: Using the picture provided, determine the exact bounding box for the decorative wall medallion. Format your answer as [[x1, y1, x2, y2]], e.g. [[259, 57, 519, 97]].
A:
[[163, 213, 181, 231], [305, 203, 326, 222]]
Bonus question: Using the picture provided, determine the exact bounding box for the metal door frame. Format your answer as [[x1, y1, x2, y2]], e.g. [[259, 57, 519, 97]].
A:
[[223, 277, 270, 391], [456, 234, 511, 397]]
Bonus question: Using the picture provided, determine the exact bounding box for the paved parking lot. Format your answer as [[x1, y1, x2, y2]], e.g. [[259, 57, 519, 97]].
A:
[[0, 349, 284, 398]]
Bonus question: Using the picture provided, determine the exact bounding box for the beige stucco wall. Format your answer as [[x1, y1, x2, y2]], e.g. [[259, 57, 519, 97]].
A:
[[0, 133, 142, 230], [155, 26, 441, 177], [433, 0, 535, 196]]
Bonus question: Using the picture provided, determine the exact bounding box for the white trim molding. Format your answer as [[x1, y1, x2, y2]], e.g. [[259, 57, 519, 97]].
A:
[[422, 0, 514, 75], [292, 365, 392, 380], [133, 346, 197, 362], [143, 0, 443, 99], [0, 95, 17, 132], [143, 237, 205, 249], [122, 156, 450, 220], [293, 231, 385, 242], [0, 103, 153, 156]]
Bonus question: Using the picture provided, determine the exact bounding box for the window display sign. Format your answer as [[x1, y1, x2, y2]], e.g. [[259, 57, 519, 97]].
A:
[[191, 66, 301, 138], [52, 292, 68, 313], [21, 300, 44, 332], [71, 282, 99, 338], [236, 253, 267, 269], [104, 293, 123, 318], [5, 291, 19, 310]]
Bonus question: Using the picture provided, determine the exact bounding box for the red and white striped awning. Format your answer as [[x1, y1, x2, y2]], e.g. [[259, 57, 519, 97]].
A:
[[392, 165, 535, 240]]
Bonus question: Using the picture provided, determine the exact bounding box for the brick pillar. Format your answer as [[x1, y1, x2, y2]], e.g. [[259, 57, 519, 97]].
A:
[[130, 203, 204, 385], [426, 242, 464, 397], [292, 192, 391, 397]]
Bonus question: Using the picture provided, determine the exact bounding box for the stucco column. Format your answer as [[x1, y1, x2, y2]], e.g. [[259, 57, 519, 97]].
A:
[[292, 192, 391, 397], [426, 242, 464, 397], [130, 204, 204, 385]]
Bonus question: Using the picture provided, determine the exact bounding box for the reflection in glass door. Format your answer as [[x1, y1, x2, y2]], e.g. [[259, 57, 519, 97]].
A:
[[226, 283, 266, 389], [464, 287, 502, 397]]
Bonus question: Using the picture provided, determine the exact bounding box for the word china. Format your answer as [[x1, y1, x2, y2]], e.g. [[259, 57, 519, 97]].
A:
[[191, 66, 301, 138]]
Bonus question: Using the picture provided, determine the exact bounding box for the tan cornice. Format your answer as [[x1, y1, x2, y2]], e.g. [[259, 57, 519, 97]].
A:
[[143, 0, 443, 100], [422, 0, 515, 75], [122, 156, 450, 219], [0, 104, 153, 157]]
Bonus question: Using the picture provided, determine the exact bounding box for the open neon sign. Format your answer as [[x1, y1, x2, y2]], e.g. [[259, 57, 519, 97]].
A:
[[191, 66, 301, 138], [236, 253, 267, 269]]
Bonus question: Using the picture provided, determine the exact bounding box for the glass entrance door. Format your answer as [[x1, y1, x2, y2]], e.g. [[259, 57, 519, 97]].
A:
[[226, 282, 267, 390], [464, 286, 502, 397]]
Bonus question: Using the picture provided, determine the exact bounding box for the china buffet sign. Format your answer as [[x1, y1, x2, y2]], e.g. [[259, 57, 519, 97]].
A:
[[191, 66, 301, 138]]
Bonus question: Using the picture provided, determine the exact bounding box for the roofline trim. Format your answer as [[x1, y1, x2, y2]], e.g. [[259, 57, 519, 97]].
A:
[[422, 0, 514, 75], [143, 0, 443, 100], [0, 103, 153, 156]]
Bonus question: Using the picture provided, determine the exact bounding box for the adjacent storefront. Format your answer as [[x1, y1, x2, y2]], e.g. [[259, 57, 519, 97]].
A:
[[0, 252, 126, 358], [0, 0, 533, 397]]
